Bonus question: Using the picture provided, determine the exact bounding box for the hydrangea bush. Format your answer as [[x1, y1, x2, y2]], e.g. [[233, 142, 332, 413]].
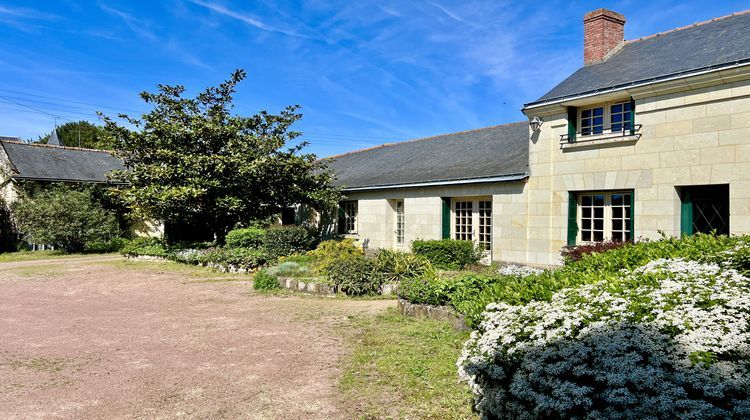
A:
[[458, 258, 750, 418]]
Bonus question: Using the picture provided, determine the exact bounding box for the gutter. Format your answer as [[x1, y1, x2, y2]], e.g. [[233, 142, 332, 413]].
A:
[[340, 173, 528, 192], [523, 59, 750, 110]]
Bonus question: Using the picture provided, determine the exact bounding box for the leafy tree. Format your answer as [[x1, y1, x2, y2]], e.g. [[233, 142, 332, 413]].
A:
[[100, 69, 340, 243], [12, 187, 120, 252], [37, 121, 112, 149]]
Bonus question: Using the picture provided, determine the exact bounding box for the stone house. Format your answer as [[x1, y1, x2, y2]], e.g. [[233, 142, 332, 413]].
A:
[[326, 8, 750, 266]]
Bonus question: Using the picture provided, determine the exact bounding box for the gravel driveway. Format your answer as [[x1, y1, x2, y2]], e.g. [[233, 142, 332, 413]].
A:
[[0, 256, 394, 419]]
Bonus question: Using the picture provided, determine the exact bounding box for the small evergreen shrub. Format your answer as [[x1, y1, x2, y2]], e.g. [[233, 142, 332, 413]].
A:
[[225, 227, 265, 249], [374, 249, 433, 283], [265, 261, 313, 277], [412, 239, 480, 270], [263, 225, 316, 259], [306, 238, 363, 274], [398, 274, 454, 306], [120, 237, 168, 257], [84, 237, 130, 253], [197, 247, 266, 270], [253, 270, 281, 290], [561, 240, 633, 263], [327, 255, 385, 296]]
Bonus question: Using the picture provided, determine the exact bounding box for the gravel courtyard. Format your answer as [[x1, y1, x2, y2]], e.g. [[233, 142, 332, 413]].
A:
[[0, 256, 394, 419]]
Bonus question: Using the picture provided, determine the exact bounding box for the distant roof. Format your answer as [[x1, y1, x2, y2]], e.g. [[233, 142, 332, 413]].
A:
[[47, 129, 62, 146], [0, 140, 125, 183], [526, 10, 750, 108], [325, 122, 529, 191]]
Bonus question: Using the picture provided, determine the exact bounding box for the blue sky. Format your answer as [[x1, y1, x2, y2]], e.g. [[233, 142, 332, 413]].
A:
[[0, 1, 746, 156]]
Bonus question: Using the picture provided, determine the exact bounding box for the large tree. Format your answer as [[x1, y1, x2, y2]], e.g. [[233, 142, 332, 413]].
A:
[[100, 69, 340, 242], [37, 120, 111, 149]]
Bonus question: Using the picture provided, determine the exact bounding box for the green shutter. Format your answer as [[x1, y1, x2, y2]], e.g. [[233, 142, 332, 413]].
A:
[[629, 98, 636, 135], [567, 192, 578, 246], [567, 106, 577, 143], [441, 197, 451, 239], [337, 203, 345, 234], [680, 191, 693, 236], [629, 190, 635, 240]]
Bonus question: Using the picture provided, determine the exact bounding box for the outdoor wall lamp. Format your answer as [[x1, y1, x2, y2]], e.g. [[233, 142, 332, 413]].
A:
[[529, 116, 544, 132]]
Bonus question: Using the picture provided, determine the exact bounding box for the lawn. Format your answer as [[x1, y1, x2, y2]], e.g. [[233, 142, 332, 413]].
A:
[[341, 309, 475, 419], [0, 250, 95, 263]]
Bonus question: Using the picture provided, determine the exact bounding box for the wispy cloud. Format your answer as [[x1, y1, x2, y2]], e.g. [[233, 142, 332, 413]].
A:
[[98, 3, 156, 41], [188, 0, 317, 40], [0, 5, 60, 20], [427, 1, 467, 24]]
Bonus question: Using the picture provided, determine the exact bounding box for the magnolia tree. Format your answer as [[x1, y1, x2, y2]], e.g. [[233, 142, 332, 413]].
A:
[[101, 69, 339, 242], [459, 255, 750, 418]]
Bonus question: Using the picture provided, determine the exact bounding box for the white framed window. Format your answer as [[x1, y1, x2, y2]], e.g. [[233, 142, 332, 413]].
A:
[[452, 198, 492, 252], [339, 201, 357, 234], [578, 191, 632, 243], [579, 100, 633, 137], [395, 200, 404, 245]]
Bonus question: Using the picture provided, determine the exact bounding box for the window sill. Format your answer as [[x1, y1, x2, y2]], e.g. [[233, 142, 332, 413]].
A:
[[561, 133, 640, 151]]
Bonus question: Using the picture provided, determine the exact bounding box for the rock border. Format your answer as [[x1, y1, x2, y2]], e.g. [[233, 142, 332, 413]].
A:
[[397, 299, 469, 331], [276, 276, 398, 297]]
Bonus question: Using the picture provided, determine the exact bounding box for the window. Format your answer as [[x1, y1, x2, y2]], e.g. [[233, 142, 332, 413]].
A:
[[610, 102, 632, 133], [453, 198, 492, 253], [578, 191, 632, 243], [581, 107, 604, 136], [339, 201, 357, 234], [395, 200, 405, 245], [454, 201, 473, 241], [478, 201, 492, 251], [578, 100, 634, 137]]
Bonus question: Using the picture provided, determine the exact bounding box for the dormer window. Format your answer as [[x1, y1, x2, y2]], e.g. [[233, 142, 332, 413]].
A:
[[579, 101, 632, 137], [563, 98, 637, 145]]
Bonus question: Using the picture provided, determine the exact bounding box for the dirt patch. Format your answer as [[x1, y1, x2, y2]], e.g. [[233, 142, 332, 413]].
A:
[[0, 256, 394, 419]]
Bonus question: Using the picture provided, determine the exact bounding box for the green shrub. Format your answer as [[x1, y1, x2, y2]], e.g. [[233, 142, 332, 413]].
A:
[[84, 237, 130, 253], [263, 225, 316, 259], [197, 247, 266, 270], [120, 237, 168, 257], [374, 249, 433, 283], [412, 239, 480, 270], [328, 255, 384, 296], [225, 227, 265, 249], [265, 261, 313, 277], [253, 270, 281, 290], [306, 238, 363, 274], [398, 274, 454, 306], [12, 187, 120, 252]]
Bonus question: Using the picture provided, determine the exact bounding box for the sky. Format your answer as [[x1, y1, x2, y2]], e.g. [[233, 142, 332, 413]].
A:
[[0, 1, 747, 156]]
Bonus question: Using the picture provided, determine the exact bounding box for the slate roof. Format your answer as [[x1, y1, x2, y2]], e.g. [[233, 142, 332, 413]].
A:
[[0, 140, 125, 183], [325, 122, 529, 190], [526, 10, 750, 108]]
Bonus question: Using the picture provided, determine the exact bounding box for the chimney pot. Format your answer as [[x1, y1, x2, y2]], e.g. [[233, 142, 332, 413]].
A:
[[583, 9, 626, 65]]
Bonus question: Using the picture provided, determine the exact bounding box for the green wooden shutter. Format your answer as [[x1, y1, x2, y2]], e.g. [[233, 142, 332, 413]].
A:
[[680, 191, 693, 236], [441, 197, 451, 239], [567, 192, 578, 246], [337, 203, 345, 234], [567, 107, 577, 143], [629, 190, 635, 240], [629, 98, 636, 135]]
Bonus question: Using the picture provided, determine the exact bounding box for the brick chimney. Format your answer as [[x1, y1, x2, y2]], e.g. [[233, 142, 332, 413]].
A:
[[583, 9, 626, 65]]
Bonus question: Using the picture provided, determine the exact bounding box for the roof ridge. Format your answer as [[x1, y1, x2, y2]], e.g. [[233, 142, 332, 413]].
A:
[[324, 121, 527, 160], [0, 140, 113, 154], [626, 9, 750, 44]]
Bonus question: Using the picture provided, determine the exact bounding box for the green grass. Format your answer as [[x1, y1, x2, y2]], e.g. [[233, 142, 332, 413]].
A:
[[340, 309, 475, 419], [0, 251, 95, 263]]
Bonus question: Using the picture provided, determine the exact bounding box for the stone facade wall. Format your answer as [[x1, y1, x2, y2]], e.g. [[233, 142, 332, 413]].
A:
[[525, 71, 750, 265], [343, 181, 528, 264]]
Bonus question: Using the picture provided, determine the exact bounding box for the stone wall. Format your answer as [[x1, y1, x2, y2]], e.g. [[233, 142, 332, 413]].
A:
[[526, 70, 750, 265]]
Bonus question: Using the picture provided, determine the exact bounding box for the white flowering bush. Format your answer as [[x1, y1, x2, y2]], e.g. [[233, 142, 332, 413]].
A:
[[458, 258, 750, 418], [497, 264, 544, 277]]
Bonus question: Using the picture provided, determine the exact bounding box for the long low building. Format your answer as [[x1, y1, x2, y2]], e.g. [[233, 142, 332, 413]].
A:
[[324, 8, 750, 266]]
